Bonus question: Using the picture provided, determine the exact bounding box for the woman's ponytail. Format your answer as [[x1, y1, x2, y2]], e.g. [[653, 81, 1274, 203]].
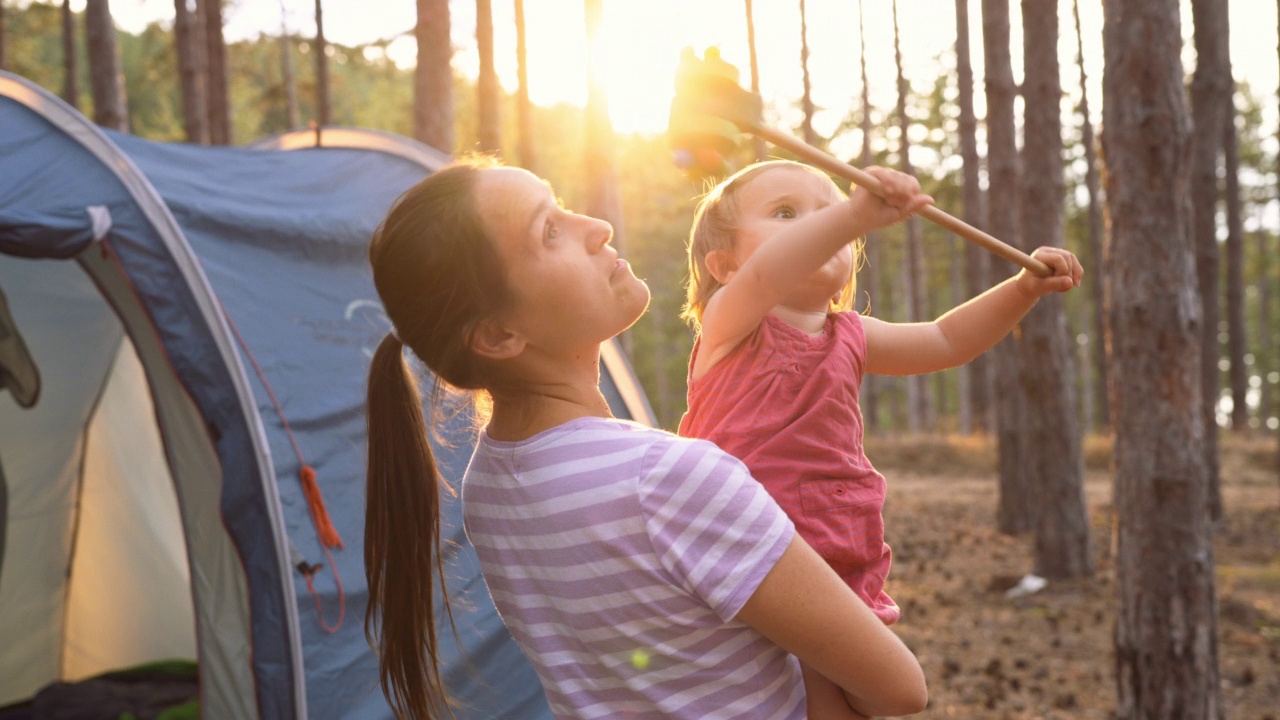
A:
[[364, 332, 452, 719]]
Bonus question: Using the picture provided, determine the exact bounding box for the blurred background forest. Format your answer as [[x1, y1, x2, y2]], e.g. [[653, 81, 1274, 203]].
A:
[[2, 0, 1277, 438]]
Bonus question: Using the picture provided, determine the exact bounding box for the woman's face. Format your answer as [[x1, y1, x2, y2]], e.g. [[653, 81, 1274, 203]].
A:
[[476, 167, 651, 359]]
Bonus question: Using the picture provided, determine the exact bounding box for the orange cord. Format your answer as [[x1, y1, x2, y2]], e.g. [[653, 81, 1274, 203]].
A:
[[220, 300, 345, 633]]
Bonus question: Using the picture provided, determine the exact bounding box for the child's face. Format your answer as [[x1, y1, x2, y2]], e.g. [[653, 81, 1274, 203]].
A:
[[731, 166, 853, 311]]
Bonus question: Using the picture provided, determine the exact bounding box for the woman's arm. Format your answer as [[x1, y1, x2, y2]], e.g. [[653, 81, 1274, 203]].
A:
[[734, 535, 928, 718], [863, 246, 1082, 376]]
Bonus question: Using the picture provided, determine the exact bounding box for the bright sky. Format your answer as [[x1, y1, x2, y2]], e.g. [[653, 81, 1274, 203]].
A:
[[91, 0, 1279, 150]]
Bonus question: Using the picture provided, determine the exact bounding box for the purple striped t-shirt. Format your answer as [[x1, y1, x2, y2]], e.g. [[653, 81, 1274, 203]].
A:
[[462, 416, 804, 720]]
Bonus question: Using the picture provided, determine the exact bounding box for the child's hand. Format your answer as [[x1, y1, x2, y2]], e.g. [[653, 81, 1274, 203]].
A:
[[1015, 246, 1084, 297], [848, 167, 935, 233]]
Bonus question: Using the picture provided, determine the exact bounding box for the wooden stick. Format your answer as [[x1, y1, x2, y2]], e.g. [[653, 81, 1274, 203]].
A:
[[749, 123, 1053, 278]]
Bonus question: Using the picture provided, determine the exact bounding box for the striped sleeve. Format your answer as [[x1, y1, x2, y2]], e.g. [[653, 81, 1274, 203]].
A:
[[636, 437, 795, 622]]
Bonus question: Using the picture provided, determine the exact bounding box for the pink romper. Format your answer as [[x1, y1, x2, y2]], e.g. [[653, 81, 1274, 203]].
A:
[[679, 311, 898, 624]]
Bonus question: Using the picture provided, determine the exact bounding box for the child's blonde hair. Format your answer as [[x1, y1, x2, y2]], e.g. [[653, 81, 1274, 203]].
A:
[[682, 160, 862, 332]]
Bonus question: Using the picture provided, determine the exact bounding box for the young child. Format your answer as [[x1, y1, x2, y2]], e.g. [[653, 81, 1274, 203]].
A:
[[678, 160, 1082, 719]]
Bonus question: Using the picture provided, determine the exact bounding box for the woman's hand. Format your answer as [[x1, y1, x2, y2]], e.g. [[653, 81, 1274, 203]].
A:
[[1015, 246, 1083, 298], [847, 166, 935, 234]]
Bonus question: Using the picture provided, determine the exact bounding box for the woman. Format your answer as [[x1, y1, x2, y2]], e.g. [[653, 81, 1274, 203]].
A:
[[364, 159, 928, 719]]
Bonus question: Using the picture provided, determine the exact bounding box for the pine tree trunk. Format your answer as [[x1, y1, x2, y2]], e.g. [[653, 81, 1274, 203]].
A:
[[583, 0, 625, 278], [514, 0, 536, 172], [956, 0, 988, 435], [86, 0, 128, 132], [857, 0, 879, 434], [1189, 0, 1230, 521], [0, 1, 6, 71], [62, 0, 79, 109], [1256, 229, 1271, 428], [983, 0, 1031, 534], [174, 0, 207, 143], [314, 0, 330, 127], [798, 0, 817, 147], [745, 0, 766, 162], [414, 0, 454, 153], [1020, 0, 1093, 579], [1224, 101, 1247, 431], [201, 0, 231, 144], [475, 0, 501, 155], [1276, 0, 1280, 483], [1104, 0, 1222, 714], [894, 0, 929, 434], [1073, 0, 1108, 431]]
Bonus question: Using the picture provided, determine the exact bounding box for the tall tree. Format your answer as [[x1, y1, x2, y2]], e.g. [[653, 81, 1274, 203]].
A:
[[1189, 0, 1230, 520], [857, 0, 879, 432], [893, 0, 930, 433], [174, 0, 207, 143], [1224, 95, 1247, 430], [85, 0, 128, 131], [280, 1, 299, 130], [1103, 0, 1222, 714], [798, 0, 818, 147], [583, 0, 625, 258], [983, 0, 1032, 534], [1073, 0, 1108, 431], [202, 0, 231, 144], [1276, 0, 1280, 480], [314, 0, 331, 127], [744, 0, 765, 162], [475, 0, 501, 155], [414, 0, 454, 153], [61, 0, 78, 109], [514, 0, 536, 171], [0, 1, 6, 71], [1019, 0, 1093, 579], [955, 0, 988, 434]]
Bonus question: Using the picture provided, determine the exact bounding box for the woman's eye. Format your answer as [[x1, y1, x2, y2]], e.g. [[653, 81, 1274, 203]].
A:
[[544, 220, 559, 242], [773, 206, 796, 219]]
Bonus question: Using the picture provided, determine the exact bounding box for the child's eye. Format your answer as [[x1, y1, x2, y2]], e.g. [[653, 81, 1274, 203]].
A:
[[772, 206, 796, 219]]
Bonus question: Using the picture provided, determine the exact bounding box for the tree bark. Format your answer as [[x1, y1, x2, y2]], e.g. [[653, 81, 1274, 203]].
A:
[[62, 0, 79, 109], [201, 0, 231, 144], [1256, 228, 1271, 429], [174, 0, 207, 143], [414, 0, 454, 153], [1019, 0, 1093, 579], [314, 0, 331, 127], [85, 0, 128, 132], [582, 0, 624, 260], [1104, 0, 1222, 714], [514, 0, 536, 171], [857, 0, 879, 433], [475, 0, 501, 155], [983, 0, 1031, 534], [1073, 0, 1108, 431], [0, 1, 6, 71], [745, 0, 766, 162], [894, 0, 930, 434], [955, 0, 988, 434], [1223, 98, 1247, 431], [798, 0, 818, 147], [1189, 0, 1230, 520]]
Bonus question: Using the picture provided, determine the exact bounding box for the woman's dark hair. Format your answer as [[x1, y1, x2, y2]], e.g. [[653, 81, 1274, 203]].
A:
[[364, 160, 511, 719]]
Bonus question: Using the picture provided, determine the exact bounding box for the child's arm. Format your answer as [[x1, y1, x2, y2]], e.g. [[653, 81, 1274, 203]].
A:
[[863, 246, 1083, 376], [696, 168, 933, 374]]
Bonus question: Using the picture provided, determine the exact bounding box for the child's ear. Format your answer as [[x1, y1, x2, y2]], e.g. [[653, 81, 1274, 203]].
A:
[[470, 318, 527, 361], [704, 249, 739, 285]]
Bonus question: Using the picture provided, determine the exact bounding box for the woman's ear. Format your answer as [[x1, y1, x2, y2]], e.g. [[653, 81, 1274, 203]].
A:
[[704, 249, 739, 285], [470, 318, 527, 361]]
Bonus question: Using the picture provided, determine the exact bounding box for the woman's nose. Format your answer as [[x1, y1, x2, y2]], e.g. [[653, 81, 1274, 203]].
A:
[[586, 216, 613, 252]]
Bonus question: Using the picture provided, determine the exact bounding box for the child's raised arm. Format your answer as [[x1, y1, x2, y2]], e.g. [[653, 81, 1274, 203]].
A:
[[863, 245, 1083, 376], [695, 167, 932, 376]]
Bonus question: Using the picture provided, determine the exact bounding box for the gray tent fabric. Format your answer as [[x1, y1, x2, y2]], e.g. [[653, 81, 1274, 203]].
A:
[[0, 71, 657, 720]]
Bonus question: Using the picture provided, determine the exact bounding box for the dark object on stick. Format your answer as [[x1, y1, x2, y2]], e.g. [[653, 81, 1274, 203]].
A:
[[668, 48, 1051, 278]]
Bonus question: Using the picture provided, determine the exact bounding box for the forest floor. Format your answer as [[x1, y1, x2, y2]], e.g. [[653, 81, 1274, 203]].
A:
[[873, 432, 1279, 720]]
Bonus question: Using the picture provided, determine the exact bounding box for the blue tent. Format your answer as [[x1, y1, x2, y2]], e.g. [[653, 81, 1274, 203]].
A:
[[0, 72, 656, 719]]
